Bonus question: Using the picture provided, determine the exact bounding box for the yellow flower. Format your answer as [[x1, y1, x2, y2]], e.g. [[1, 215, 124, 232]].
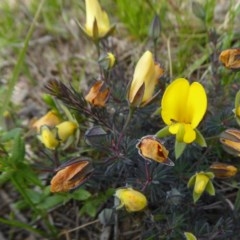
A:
[[115, 187, 147, 212], [50, 159, 93, 192], [219, 48, 240, 70], [128, 51, 164, 107], [136, 135, 174, 166], [56, 121, 78, 142], [85, 80, 110, 107], [209, 162, 238, 179], [187, 171, 215, 203], [32, 110, 61, 132], [161, 78, 207, 143], [38, 126, 59, 150], [82, 0, 114, 40]]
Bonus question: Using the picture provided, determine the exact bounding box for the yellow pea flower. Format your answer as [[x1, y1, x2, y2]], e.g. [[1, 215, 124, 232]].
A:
[[115, 187, 147, 212], [128, 51, 164, 107], [161, 78, 207, 144], [81, 0, 114, 41], [187, 171, 215, 203], [55, 121, 78, 142], [38, 125, 59, 150], [32, 110, 61, 132]]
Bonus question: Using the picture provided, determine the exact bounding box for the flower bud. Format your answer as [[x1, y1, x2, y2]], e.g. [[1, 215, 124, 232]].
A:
[[55, 121, 78, 142], [136, 135, 174, 166], [148, 15, 161, 41], [188, 171, 215, 203], [98, 52, 116, 70], [219, 129, 240, 157], [115, 187, 147, 212], [85, 80, 110, 107], [128, 51, 164, 107], [209, 162, 238, 178], [38, 125, 59, 150], [78, 0, 115, 41], [32, 110, 61, 132], [50, 158, 93, 192], [219, 48, 240, 70]]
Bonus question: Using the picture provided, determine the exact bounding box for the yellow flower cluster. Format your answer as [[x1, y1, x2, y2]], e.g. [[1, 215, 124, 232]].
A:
[[33, 110, 78, 150]]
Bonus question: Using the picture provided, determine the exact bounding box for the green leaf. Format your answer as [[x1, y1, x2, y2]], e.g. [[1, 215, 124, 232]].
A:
[[0, 217, 45, 236], [72, 188, 91, 201], [195, 129, 207, 147], [80, 202, 98, 218], [11, 132, 25, 163], [0, 128, 22, 142], [184, 232, 197, 240], [192, 1, 205, 21], [37, 195, 66, 210], [175, 140, 187, 159], [155, 126, 170, 138]]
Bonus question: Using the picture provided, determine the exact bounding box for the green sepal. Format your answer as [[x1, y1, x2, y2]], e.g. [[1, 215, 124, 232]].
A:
[[187, 174, 196, 188], [184, 232, 197, 240], [195, 128, 207, 147], [175, 140, 187, 159], [193, 190, 201, 203], [155, 126, 170, 138], [205, 181, 215, 196], [234, 90, 240, 126]]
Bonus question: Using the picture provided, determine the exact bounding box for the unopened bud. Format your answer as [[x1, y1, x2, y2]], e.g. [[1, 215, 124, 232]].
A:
[[98, 52, 116, 70], [220, 129, 240, 157], [148, 15, 161, 41]]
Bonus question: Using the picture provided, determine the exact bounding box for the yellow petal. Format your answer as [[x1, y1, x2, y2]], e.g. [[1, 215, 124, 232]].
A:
[[56, 121, 78, 142], [32, 110, 61, 132], [161, 78, 190, 125], [38, 126, 59, 150], [194, 173, 209, 194], [187, 82, 207, 128], [115, 188, 147, 212], [183, 124, 196, 143], [85, 0, 110, 38], [128, 51, 162, 105]]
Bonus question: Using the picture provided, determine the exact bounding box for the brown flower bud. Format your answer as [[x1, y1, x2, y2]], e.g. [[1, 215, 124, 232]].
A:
[[85, 80, 110, 107], [219, 48, 240, 70], [50, 158, 93, 193], [220, 128, 240, 157], [209, 162, 238, 178], [136, 135, 174, 166]]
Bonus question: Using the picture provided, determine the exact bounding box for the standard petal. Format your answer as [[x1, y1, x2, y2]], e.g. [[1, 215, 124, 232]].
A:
[[161, 78, 190, 125], [187, 82, 207, 128]]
